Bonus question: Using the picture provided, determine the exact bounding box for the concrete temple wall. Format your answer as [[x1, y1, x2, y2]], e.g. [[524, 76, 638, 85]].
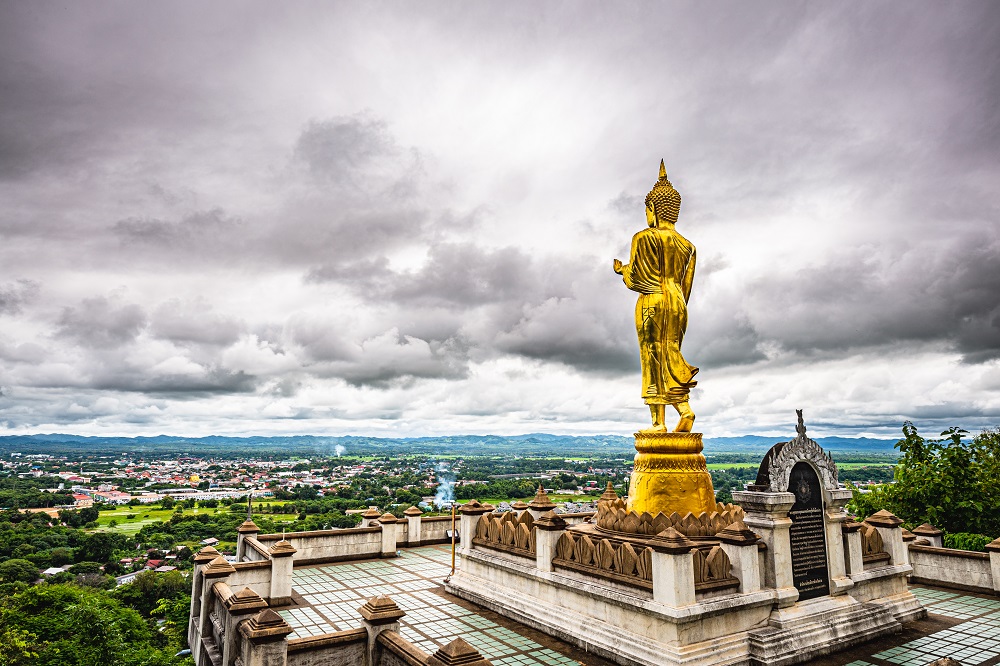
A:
[[908, 543, 997, 593], [257, 527, 383, 565], [286, 629, 367, 666]]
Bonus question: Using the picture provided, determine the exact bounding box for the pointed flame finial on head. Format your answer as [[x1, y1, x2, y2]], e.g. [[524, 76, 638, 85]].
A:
[[659, 159, 667, 181]]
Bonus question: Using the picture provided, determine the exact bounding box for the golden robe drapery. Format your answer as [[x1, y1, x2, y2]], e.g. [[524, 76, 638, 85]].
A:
[[620, 226, 698, 405]]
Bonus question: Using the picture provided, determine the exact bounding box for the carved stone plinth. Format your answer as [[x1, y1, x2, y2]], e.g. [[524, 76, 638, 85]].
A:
[[628, 431, 717, 517]]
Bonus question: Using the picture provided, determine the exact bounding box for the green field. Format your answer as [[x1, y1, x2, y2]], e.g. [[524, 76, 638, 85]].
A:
[[93, 501, 299, 534]]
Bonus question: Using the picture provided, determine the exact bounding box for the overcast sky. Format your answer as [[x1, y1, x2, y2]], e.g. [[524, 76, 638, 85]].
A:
[[1, 1, 998, 439]]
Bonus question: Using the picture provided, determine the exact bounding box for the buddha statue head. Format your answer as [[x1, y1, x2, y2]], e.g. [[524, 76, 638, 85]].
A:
[[644, 159, 682, 227]]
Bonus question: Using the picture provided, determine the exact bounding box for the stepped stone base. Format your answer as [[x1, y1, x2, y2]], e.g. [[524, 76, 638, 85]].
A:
[[748, 595, 902, 666]]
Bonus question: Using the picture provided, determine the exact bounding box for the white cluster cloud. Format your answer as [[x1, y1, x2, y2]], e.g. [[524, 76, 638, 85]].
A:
[[0, 2, 998, 438]]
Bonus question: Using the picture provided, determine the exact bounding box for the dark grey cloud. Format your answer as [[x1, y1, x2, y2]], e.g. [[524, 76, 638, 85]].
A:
[[748, 234, 1000, 362], [55, 296, 147, 349], [88, 366, 257, 396], [319, 330, 470, 388], [0, 280, 39, 315]]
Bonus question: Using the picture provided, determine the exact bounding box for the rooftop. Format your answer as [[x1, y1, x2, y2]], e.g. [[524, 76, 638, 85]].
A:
[[280, 545, 1000, 666], [280, 544, 612, 665]]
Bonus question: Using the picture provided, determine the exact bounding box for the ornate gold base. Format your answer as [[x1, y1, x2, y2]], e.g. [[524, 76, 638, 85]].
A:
[[627, 431, 718, 517], [595, 498, 744, 538]]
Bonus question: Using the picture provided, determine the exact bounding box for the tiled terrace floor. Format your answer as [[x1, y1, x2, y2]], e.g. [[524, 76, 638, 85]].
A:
[[279, 544, 999, 666], [826, 586, 1000, 666], [279, 544, 610, 666]]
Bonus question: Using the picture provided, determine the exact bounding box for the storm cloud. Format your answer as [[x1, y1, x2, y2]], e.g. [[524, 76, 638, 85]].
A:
[[0, 1, 998, 437]]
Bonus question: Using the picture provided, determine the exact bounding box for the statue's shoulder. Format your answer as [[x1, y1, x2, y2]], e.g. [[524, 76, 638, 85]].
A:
[[669, 229, 696, 254], [631, 227, 658, 243]]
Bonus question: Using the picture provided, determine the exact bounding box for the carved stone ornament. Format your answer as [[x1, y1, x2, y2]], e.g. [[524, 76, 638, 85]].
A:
[[758, 410, 839, 493]]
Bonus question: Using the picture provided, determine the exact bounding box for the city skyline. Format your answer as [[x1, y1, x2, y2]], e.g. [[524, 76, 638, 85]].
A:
[[1, 2, 998, 438]]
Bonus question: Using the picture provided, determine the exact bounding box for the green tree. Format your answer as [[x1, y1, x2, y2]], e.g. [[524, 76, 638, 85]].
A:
[[849, 423, 1000, 536], [0, 584, 189, 666], [0, 559, 39, 584]]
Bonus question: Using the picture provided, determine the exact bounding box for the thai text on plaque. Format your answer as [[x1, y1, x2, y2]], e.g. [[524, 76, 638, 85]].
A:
[[787, 461, 829, 600]]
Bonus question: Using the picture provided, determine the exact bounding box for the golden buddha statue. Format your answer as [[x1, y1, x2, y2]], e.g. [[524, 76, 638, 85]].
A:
[[613, 160, 698, 433], [613, 160, 716, 517]]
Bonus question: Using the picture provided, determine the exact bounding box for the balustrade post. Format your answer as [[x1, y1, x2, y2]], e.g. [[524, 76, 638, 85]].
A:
[[718, 520, 761, 594], [238, 609, 292, 666], [912, 523, 944, 548], [190, 546, 220, 657], [865, 510, 907, 566], [199, 556, 236, 665], [358, 595, 405, 666], [527, 486, 556, 520], [986, 538, 1000, 594], [651, 527, 697, 607], [236, 520, 259, 561], [533, 511, 566, 573], [268, 539, 296, 606], [360, 507, 381, 528], [223, 587, 267, 666], [458, 501, 494, 555], [404, 506, 423, 546], [378, 513, 399, 557]]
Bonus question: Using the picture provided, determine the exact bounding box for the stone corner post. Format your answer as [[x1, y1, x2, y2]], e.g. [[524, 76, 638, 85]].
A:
[[533, 511, 567, 573], [458, 500, 495, 555], [378, 513, 400, 557], [511, 501, 529, 518], [912, 523, 944, 549], [865, 510, 908, 566], [198, 556, 236, 666], [223, 586, 268, 666], [986, 538, 1000, 594], [718, 520, 761, 594], [238, 608, 292, 666], [360, 507, 381, 528], [427, 637, 493, 666], [237, 519, 260, 561], [824, 488, 854, 595], [650, 527, 697, 607], [358, 595, 406, 666], [733, 490, 798, 608], [527, 485, 556, 520], [404, 506, 423, 546], [268, 540, 297, 606], [190, 546, 221, 652]]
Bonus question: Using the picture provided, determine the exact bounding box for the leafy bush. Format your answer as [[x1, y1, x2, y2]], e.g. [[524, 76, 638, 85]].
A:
[[943, 533, 993, 552], [849, 424, 1000, 535]]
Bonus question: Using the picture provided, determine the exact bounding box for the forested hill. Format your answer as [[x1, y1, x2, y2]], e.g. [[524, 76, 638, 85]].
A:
[[0, 432, 900, 458]]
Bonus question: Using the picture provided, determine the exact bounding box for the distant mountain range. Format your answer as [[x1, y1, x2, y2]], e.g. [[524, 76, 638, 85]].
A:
[[0, 432, 900, 458]]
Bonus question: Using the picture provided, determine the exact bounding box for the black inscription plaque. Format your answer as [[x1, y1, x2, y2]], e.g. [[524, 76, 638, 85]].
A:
[[787, 461, 829, 600]]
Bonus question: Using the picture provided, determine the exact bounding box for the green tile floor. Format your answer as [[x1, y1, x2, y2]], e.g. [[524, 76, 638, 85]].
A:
[[860, 587, 1000, 666], [279, 544, 581, 665]]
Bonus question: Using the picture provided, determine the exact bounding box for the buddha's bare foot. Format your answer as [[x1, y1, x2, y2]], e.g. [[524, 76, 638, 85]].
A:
[[639, 424, 670, 434], [673, 402, 695, 432]]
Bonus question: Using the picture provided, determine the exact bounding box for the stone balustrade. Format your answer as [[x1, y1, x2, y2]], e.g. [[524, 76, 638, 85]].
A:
[[190, 567, 493, 666]]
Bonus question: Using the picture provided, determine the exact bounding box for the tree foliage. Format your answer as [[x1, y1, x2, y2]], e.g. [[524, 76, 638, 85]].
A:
[[849, 424, 1000, 536], [0, 584, 191, 666]]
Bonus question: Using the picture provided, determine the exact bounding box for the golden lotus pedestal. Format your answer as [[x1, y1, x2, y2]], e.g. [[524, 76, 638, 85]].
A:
[[627, 430, 717, 518]]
